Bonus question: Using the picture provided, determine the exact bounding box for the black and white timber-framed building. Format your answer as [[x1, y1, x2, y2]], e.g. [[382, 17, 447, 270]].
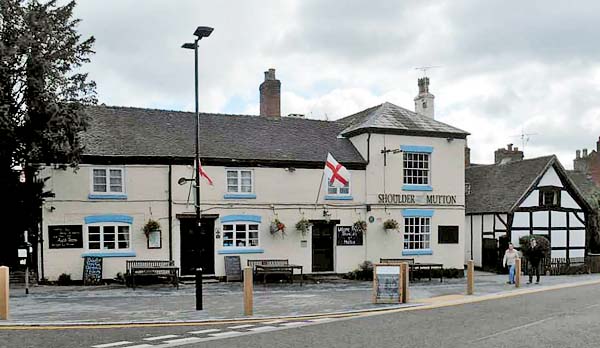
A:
[[465, 155, 593, 271]]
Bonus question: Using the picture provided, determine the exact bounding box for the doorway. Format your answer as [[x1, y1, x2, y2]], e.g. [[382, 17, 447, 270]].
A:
[[179, 217, 215, 276], [312, 221, 334, 272], [482, 238, 499, 272]]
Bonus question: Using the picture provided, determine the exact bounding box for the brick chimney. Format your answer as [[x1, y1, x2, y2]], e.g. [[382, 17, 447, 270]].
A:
[[465, 145, 471, 167], [259, 68, 281, 118], [494, 144, 524, 164], [597, 136, 600, 152], [414, 77, 435, 119]]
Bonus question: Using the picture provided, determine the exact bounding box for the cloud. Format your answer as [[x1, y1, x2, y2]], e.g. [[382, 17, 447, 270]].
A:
[[71, 0, 600, 168]]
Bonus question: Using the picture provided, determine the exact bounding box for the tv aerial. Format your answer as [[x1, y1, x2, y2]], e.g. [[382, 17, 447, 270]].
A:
[[415, 66, 442, 76]]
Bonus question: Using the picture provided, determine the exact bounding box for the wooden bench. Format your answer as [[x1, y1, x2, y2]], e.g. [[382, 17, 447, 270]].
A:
[[380, 258, 415, 265], [247, 259, 297, 284], [379, 258, 443, 282], [126, 260, 179, 290]]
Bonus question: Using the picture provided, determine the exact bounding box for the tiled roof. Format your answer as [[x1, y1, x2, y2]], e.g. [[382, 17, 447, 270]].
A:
[[82, 106, 367, 167], [465, 156, 555, 214], [337, 102, 469, 138], [567, 170, 600, 206]]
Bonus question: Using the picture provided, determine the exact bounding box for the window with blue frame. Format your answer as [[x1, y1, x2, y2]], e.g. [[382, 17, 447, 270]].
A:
[[403, 152, 430, 185], [92, 167, 125, 194], [222, 222, 259, 247], [403, 217, 430, 250]]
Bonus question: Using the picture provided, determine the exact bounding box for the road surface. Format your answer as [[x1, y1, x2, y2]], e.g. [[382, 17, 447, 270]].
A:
[[3, 282, 600, 348]]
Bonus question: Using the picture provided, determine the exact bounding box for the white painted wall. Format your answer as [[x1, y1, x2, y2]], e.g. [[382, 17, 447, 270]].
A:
[[41, 130, 467, 280], [537, 167, 563, 187]]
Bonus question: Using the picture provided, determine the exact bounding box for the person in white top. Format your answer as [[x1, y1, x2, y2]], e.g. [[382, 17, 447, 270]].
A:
[[503, 243, 519, 284]]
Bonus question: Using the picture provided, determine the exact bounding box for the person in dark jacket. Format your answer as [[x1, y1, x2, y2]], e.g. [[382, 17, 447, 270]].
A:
[[527, 238, 543, 284]]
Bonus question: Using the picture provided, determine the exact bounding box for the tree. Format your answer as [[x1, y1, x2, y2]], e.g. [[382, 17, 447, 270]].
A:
[[0, 0, 95, 267]]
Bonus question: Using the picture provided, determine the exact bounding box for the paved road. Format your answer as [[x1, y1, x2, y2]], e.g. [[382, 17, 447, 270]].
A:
[[4, 283, 600, 348]]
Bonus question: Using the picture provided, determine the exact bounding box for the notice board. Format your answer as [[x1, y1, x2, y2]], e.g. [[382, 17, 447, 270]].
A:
[[224, 256, 242, 282], [82, 256, 103, 285], [372, 264, 403, 304], [48, 225, 83, 249], [336, 225, 363, 246]]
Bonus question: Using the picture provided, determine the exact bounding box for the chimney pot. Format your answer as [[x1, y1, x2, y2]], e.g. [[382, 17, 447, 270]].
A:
[[583, 148, 588, 157], [597, 136, 600, 152], [507, 143, 513, 151], [576, 150, 581, 159]]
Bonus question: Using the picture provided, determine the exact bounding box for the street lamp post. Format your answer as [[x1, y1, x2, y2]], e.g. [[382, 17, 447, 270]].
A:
[[182, 26, 213, 311]]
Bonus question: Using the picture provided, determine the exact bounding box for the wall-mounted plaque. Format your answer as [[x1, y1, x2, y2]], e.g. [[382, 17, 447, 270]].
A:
[[48, 225, 83, 249]]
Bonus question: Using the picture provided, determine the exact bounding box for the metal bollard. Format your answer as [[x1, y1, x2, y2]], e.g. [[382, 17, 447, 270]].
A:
[[196, 268, 203, 310], [0, 266, 9, 320], [243, 267, 253, 316], [467, 260, 474, 295]]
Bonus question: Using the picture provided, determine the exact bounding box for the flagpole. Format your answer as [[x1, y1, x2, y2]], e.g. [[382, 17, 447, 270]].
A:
[[314, 170, 325, 207]]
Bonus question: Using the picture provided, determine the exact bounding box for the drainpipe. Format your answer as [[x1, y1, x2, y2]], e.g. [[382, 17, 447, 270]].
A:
[[168, 164, 173, 261]]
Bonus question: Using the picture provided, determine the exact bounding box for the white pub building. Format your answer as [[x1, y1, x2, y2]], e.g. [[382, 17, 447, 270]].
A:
[[40, 71, 469, 281]]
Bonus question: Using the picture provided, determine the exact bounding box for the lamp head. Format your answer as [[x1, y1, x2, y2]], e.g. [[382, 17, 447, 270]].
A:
[[178, 177, 189, 185], [194, 26, 214, 39], [182, 42, 196, 50]]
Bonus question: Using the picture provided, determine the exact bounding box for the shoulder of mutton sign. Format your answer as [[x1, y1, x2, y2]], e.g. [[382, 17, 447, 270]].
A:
[[378, 193, 458, 205]]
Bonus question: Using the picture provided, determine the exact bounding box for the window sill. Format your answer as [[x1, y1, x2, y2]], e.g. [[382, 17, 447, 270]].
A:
[[223, 193, 257, 199], [81, 251, 136, 258], [402, 185, 432, 191], [217, 248, 264, 255], [88, 194, 128, 200], [402, 249, 433, 256], [324, 195, 353, 201]]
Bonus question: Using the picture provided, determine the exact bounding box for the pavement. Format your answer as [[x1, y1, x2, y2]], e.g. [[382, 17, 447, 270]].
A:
[[3, 278, 600, 347], [4, 271, 600, 325]]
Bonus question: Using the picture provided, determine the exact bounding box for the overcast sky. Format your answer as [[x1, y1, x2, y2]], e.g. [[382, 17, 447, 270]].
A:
[[73, 0, 600, 167]]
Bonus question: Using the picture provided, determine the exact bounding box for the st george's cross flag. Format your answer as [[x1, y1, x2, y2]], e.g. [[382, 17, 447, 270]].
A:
[[324, 153, 350, 188], [198, 161, 214, 185]]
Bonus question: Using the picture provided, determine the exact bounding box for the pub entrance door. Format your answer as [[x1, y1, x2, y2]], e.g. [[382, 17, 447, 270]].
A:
[[312, 221, 334, 272], [180, 217, 215, 276]]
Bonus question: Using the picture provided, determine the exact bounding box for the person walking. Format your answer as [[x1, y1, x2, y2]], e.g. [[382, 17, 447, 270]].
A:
[[527, 238, 543, 284], [503, 243, 519, 284]]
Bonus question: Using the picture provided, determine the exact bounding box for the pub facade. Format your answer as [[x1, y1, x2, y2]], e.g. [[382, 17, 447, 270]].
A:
[[39, 72, 468, 281]]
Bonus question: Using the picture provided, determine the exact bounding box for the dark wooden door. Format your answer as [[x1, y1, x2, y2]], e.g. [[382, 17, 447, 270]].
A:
[[482, 238, 498, 272], [312, 222, 334, 272], [180, 218, 215, 275]]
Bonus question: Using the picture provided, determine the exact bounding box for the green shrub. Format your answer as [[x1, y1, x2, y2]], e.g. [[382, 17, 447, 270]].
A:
[[519, 235, 550, 258], [344, 261, 374, 280], [57, 273, 72, 286]]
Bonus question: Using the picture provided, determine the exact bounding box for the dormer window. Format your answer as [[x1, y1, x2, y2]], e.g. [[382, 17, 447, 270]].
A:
[[539, 188, 560, 207]]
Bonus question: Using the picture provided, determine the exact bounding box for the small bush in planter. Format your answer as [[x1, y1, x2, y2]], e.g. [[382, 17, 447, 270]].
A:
[[295, 218, 311, 235], [57, 273, 72, 286], [143, 219, 161, 237], [383, 219, 399, 231], [353, 220, 367, 234]]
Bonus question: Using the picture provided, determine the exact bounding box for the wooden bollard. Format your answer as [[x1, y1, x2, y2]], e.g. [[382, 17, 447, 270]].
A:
[[0, 266, 8, 320], [515, 258, 521, 288], [466, 260, 474, 295], [243, 267, 253, 316], [401, 262, 409, 303]]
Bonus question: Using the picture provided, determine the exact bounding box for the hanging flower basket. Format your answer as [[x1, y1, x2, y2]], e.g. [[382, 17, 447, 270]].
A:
[[143, 219, 161, 238], [270, 218, 286, 235], [383, 219, 399, 233], [353, 220, 367, 234], [295, 218, 311, 236]]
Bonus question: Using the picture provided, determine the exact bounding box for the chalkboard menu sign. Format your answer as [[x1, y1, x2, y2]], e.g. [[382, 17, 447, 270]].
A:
[[373, 264, 403, 304], [224, 256, 242, 282], [83, 257, 103, 285], [49, 225, 83, 249], [336, 225, 363, 246]]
